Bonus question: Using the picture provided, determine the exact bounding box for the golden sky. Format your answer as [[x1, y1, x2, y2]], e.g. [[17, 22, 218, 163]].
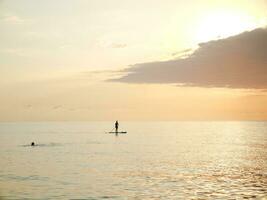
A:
[[0, 0, 267, 121]]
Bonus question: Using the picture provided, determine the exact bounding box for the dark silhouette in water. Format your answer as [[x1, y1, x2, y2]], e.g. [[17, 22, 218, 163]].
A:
[[115, 120, 119, 133], [31, 142, 35, 146]]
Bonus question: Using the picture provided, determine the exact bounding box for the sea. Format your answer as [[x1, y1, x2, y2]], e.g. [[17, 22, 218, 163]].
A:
[[0, 121, 266, 199]]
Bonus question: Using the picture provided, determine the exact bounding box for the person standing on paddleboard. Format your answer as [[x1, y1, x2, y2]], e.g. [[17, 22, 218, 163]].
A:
[[115, 121, 119, 132]]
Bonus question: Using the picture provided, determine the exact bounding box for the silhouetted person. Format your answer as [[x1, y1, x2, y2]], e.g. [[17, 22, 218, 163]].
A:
[[115, 121, 119, 133], [31, 142, 35, 146]]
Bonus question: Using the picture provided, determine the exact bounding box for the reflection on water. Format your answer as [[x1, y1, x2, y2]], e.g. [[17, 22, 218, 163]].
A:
[[0, 121, 266, 199]]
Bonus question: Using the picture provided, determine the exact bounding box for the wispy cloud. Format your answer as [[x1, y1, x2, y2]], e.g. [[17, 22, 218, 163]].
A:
[[171, 48, 195, 59], [96, 40, 127, 49], [110, 43, 127, 49], [1, 48, 30, 57], [110, 28, 267, 89], [1, 14, 25, 24], [53, 105, 62, 110], [81, 69, 127, 81]]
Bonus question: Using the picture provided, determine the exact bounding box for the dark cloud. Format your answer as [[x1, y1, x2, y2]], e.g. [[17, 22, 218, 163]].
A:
[[110, 28, 267, 89]]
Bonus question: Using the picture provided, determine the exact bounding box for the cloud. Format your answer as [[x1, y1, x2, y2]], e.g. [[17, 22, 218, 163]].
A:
[[1, 48, 30, 57], [81, 69, 127, 82], [110, 28, 267, 89], [1, 14, 25, 24], [53, 105, 62, 110], [171, 48, 194, 58], [25, 104, 32, 109], [110, 43, 127, 48], [96, 40, 127, 49]]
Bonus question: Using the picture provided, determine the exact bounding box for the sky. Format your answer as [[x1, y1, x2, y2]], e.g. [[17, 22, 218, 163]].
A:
[[0, 0, 267, 121]]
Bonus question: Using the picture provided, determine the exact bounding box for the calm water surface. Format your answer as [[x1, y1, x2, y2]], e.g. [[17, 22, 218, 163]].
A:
[[0, 121, 266, 199]]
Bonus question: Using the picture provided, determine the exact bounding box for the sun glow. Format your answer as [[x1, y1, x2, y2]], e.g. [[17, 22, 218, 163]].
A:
[[195, 10, 264, 43]]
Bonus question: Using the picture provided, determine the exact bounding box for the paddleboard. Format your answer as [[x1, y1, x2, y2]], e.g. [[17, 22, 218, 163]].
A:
[[109, 131, 127, 134]]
